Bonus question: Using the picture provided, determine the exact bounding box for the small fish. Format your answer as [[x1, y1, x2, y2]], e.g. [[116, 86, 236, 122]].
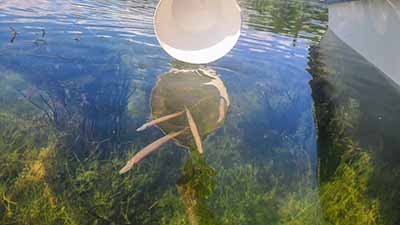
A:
[[200, 69, 230, 107], [119, 129, 185, 174], [136, 111, 184, 131], [34, 39, 47, 45], [185, 106, 204, 154], [9, 27, 17, 43]]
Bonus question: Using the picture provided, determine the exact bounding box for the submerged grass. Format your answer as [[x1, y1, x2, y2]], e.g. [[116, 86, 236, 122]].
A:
[[308, 42, 399, 225], [0, 64, 394, 225], [0, 99, 324, 225], [1, 40, 397, 224]]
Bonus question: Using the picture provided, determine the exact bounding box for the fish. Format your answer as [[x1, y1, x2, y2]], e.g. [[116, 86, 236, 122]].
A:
[[9, 27, 17, 43], [119, 129, 185, 174], [185, 106, 204, 154], [217, 98, 226, 123], [200, 69, 230, 107], [136, 111, 184, 131]]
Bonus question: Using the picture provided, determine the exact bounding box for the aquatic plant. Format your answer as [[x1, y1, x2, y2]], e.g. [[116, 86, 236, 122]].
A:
[[307, 40, 397, 225], [176, 152, 217, 225], [0, 65, 325, 225], [320, 151, 380, 225]]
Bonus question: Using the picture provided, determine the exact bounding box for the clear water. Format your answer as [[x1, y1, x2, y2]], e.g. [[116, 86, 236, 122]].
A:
[[0, 0, 399, 224]]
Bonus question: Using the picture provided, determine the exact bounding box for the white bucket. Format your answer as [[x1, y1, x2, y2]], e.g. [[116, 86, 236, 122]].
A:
[[154, 0, 242, 64]]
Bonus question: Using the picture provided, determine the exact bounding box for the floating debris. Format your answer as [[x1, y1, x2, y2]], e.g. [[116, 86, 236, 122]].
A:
[[119, 129, 186, 174]]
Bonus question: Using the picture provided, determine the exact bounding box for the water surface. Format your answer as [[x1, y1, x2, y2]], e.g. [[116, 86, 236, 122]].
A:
[[2, 0, 396, 224]]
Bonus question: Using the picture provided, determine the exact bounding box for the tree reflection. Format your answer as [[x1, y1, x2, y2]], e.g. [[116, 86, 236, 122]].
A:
[[248, 0, 328, 43]]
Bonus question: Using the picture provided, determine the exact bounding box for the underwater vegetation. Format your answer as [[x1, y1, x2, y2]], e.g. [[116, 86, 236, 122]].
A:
[[0, 64, 323, 225], [308, 31, 400, 225], [0, 128, 321, 225], [314, 96, 381, 225], [1, 28, 398, 225], [2, 0, 399, 224], [0, 1, 330, 223], [2, 48, 396, 225]]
